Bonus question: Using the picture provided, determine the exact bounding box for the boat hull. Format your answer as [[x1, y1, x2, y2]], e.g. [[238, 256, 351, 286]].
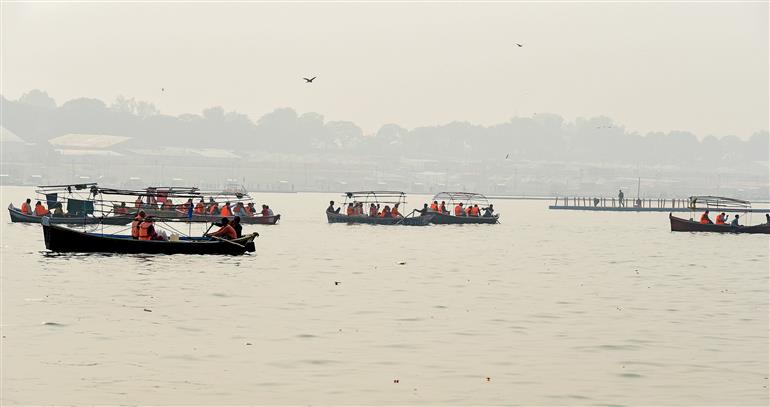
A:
[[428, 212, 499, 224], [669, 214, 770, 234], [326, 212, 433, 226], [42, 222, 256, 255], [8, 205, 132, 225]]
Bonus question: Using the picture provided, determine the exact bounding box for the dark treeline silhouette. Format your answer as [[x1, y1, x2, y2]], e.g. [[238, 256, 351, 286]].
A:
[[2, 90, 767, 168]]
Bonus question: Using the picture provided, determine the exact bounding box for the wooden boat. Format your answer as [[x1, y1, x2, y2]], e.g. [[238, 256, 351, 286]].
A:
[[669, 213, 770, 234], [326, 211, 433, 226], [8, 204, 133, 225], [326, 191, 433, 226], [428, 192, 500, 224], [42, 218, 257, 255]]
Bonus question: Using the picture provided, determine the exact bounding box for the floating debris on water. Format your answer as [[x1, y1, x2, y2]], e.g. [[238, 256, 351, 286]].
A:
[[42, 322, 65, 326], [143, 308, 152, 312]]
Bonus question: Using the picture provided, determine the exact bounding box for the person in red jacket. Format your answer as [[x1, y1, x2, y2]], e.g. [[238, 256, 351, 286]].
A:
[[207, 218, 237, 240]]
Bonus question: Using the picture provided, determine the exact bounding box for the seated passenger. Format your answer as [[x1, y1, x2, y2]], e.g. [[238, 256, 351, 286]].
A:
[[247, 202, 258, 215], [52, 203, 65, 217], [380, 205, 391, 218], [470, 204, 480, 217], [699, 210, 712, 224], [161, 199, 174, 210], [207, 217, 237, 240], [34, 201, 50, 216], [138, 216, 165, 241], [416, 203, 430, 216], [261, 204, 270, 216], [391, 203, 402, 218], [369, 203, 379, 217], [131, 210, 146, 240], [221, 201, 233, 217], [715, 212, 727, 225], [115, 202, 129, 215], [454, 203, 465, 216], [194, 199, 206, 214], [134, 196, 143, 208], [265, 205, 274, 216], [430, 201, 439, 212], [482, 204, 495, 217], [208, 202, 220, 215], [327, 201, 340, 214], [21, 198, 33, 215], [233, 202, 248, 217], [231, 216, 243, 238], [730, 214, 741, 227], [439, 201, 448, 214], [346, 203, 355, 216]]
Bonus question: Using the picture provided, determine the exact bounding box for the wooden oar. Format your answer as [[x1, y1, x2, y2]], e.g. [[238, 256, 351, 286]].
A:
[[207, 235, 247, 249]]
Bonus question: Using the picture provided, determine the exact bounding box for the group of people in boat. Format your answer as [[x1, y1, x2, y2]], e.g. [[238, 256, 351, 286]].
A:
[[697, 210, 770, 227], [19, 198, 65, 217], [326, 201, 405, 218], [130, 210, 243, 241], [122, 197, 275, 218], [326, 199, 495, 218]]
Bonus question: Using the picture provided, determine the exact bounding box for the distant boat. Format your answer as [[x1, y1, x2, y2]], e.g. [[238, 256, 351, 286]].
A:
[[326, 191, 433, 226], [428, 192, 499, 224], [8, 204, 133, 225], [669, 213, 769, 234], [42, 218, 257, 255]]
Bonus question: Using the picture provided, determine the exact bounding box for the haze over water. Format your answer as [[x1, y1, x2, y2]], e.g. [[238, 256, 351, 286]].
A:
[[1, 187, 767, 405]]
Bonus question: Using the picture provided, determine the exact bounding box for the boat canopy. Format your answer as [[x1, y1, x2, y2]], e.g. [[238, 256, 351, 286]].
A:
[[688, 196, 751, 210], [432, 192, 491, 206], [343, 191, 407, 205]]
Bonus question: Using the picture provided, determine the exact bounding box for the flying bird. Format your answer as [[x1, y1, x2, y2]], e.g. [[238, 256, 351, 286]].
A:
[[515, 43, 523, 47], [303, 76, 317, 83]]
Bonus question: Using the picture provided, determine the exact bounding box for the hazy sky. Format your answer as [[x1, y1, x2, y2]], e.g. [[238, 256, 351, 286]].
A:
[[2, 2, 767, 139]]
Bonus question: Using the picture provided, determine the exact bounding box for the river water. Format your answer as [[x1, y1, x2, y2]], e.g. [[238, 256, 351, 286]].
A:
[[1, 186, 768, 405]]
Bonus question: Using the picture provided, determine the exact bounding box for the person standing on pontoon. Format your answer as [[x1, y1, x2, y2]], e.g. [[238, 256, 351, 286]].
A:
[[618, 190, 625, 207]]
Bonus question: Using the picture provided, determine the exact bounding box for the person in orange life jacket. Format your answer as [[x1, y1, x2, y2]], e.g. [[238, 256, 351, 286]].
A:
[[439, 201, 448, 214], [232, 202, 248, 217], [369, 203, 379, 216], [34, 201, 50, 216], [454, 203, 465, 216], [208, 201, 220, 215], [131, 210, 146, 239], [430, 201, 439, 211], [699, 210, 713, 224], [715, 212, 728, 225], [194, 199, 205, 214], [247, 202, 257, 215], [207, 217, 237, 240], [138, 215, 161, 241], [346, 203, 355, 216], [470, 204, 480, 217], [391, 203, 402, 218], [21, 198, 33, 215], [115, 202, 129, 215], [221, 202, 233, 217], [380, 205, 391, 218]]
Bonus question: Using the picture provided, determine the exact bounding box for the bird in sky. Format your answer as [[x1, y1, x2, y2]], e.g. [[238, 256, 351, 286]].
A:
[[515, 43, 523, 47], [303, 76, 317, 83]]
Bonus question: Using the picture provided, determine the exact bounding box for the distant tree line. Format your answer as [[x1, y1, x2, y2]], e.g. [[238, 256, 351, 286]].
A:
[[2, 90, 767, 168]]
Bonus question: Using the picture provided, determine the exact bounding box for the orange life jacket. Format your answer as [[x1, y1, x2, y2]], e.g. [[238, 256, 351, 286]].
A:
[[715, 214, 725, 225], [369, 206, 377, 216], [138, 221, 153, 240], [439, 203, 446, 213], [470, 206, 479, 216], [208, 204, 219, 215], [454, 205, 463, 216], [346, 206, 354, 216], [131, 216, 143, 239], [194, 203, 205, 214], [699, 213, 711, 224], [430, 203, 439, 211], [21, 202, 31, 214], [34, 204, 48, 216], [391, 208, 400, 217], [221, 205, 232, 217]]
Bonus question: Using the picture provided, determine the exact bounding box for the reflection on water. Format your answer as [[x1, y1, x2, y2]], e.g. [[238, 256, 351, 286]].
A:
[[1, 187, 768, 405]]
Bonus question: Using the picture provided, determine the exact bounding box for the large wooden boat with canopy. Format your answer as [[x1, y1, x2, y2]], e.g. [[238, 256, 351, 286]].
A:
[[326, 191, 433, 226], [98, 186, 281, 225], [428, 192, 499, 224], [7, 183, 132, 225], [41, 217, 257, 255], [669, 196, 770, 234]]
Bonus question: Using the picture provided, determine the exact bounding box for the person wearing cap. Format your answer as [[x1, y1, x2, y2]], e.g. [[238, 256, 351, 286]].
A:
[[699, 210, 713, 224], [207, 217, 237, 240]]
